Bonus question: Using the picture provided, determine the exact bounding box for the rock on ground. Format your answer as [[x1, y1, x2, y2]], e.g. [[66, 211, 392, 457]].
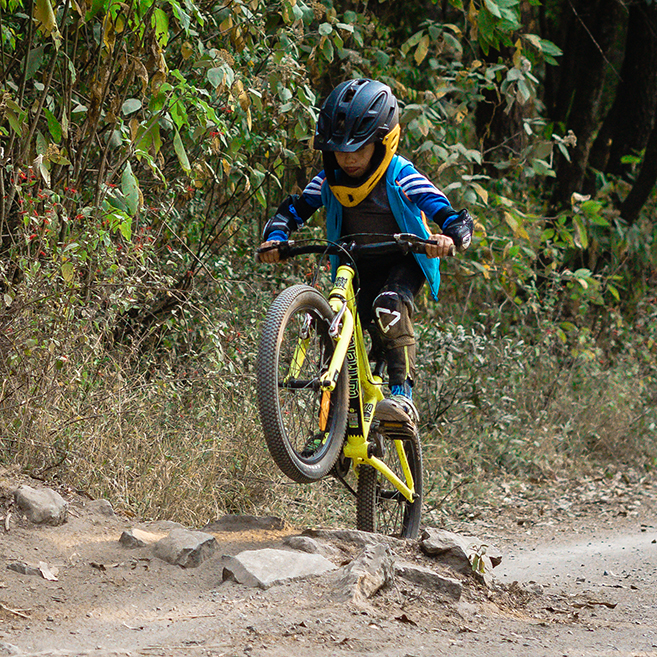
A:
[[152, 527, 217, 567], [330, 542, 394, 603], [394, 560, 462, 601], [420, 527, 502, 576], [222, 547, 337, 589], [204, 515, 289, 532], [13, 485, 68, 526], [119, 527, 161, 548]]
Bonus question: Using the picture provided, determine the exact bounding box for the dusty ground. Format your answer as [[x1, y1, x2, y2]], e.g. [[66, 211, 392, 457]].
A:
[[1, 466, 656, 657]]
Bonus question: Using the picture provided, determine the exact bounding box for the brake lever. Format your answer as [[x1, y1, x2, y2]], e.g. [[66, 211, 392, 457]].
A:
[[393, 233, 417, 255]]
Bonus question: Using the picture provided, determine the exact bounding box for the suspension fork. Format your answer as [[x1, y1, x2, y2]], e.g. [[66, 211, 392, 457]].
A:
[[284, 270, 354, 386], [285, 312, 313, 382], [319, 266, 357, 391]]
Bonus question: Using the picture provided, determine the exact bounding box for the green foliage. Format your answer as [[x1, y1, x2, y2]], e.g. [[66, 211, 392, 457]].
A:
[[0, 0, 566, 339]]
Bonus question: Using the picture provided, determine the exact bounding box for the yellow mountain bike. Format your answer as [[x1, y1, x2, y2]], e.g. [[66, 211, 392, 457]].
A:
[[256, 234, 442, 539]]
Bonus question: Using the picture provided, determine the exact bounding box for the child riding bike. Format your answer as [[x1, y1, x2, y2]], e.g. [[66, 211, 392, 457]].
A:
[[258, 78, 474, 431]]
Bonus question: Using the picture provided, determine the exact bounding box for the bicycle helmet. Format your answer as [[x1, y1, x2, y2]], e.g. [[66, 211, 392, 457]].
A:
[[314, 79, 401, 207]]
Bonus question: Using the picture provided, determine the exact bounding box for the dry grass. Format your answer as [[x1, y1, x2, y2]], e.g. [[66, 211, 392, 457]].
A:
[[415, 318, 657, 513], [0, 264, 360, 529], [2, 258, 656, 529]]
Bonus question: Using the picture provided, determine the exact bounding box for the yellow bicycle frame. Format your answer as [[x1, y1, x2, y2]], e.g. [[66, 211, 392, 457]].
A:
[[317, 264, 417, 503]]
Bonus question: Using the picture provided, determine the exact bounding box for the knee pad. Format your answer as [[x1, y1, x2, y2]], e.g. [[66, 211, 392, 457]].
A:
[[372, 291, 414, 345]]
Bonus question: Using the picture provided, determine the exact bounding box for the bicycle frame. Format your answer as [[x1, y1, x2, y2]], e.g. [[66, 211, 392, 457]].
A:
[[317, 263, 417, 503]]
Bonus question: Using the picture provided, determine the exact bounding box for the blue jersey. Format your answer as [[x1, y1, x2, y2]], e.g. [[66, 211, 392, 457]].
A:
[[265, 155, 456, 298]]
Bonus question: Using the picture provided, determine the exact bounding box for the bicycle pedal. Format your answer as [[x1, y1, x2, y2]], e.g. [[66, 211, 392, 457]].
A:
[[377, 420, 417, 439]]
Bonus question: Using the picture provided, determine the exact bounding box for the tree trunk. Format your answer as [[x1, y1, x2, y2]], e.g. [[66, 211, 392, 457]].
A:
[[474, 3, 548, 175], [588, 1, 657, 180], [474, 54, 527, 176], [620, 121, 657, 224], [549, 0, 627, 210]]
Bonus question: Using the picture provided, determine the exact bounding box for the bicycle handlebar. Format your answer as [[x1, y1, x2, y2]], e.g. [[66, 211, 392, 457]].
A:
[[256, 233, 456, 263]]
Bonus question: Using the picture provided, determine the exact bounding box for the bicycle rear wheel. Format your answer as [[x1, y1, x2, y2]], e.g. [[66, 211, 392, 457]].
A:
[[356, 433, 423, 538], [257, 284, 348, 483]]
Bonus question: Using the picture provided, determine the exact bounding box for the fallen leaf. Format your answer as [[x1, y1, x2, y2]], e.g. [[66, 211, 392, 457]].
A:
[[572, 600, 617, 610], [122, 622, 144, 630], [90, 562, 106, 571]]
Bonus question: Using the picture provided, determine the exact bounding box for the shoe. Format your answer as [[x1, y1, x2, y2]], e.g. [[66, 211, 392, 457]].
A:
[[374, 394, 419, 427]]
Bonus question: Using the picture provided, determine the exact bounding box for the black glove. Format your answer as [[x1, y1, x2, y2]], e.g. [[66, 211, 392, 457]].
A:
[[442, 209, 474, 252]]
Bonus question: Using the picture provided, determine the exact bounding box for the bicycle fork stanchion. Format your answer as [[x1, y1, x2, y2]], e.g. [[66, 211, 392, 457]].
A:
[[319, 265, 355, 392], [319, 305, 353, 391], [285, 336, 309, 383]]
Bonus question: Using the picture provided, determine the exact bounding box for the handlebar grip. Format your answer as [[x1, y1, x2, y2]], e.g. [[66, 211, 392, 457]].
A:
[[421, 239, 456, 257], [255, 241, 291, 263]]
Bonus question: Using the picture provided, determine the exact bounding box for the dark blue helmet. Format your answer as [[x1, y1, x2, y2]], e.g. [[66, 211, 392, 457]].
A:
[[314, 79, 399, 153]]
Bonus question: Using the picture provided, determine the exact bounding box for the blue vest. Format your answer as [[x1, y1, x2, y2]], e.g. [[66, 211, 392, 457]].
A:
[[320, 154, 441, 300]]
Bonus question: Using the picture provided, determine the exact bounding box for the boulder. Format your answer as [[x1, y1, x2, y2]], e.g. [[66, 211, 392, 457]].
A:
[[330, 543, 394, 603], [420, 528, 502, 577], [87, 499, 114, 516], [394, 561, 462, 601], [153, 528, 217, 568], [14, 485, 68, 526], [222, 548, 337, 589], [203, 515, 288, 532]]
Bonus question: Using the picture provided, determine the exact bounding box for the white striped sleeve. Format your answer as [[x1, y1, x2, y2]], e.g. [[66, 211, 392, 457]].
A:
[[300, 172, 326, 210], [396, 166, 453, 220], [398, 172, 448, 200]]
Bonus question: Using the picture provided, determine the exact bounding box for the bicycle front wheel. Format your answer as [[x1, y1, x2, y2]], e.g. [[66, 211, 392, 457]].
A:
[[356, 433, 423, 538], [257, 285, 349, 484]]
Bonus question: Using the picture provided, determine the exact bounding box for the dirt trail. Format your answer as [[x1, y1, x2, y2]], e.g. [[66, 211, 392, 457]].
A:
[[1, 470, 656, 657]]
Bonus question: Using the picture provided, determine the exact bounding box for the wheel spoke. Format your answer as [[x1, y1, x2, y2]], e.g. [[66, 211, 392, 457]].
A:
[[257, 285, 348, 484], [356, 432, 423, 539]]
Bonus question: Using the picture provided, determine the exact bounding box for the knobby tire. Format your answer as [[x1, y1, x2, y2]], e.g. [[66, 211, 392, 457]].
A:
[[256, 285, 348, 483], [356, 432, 423, 539]]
